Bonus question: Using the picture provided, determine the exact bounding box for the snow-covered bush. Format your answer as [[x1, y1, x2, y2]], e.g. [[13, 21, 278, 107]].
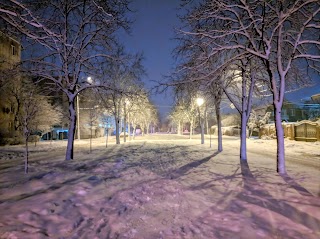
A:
[[221, 114, 240, 127]]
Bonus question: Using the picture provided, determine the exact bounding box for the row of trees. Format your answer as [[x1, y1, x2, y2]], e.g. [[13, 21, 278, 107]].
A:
[[85, 86, 159, 144], [0, 0, 159, 165], [90, 47, 158, 144], [167, 0, 319, 174]]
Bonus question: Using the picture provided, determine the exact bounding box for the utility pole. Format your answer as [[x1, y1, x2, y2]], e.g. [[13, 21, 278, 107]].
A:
[[76, 93, 80, 140]]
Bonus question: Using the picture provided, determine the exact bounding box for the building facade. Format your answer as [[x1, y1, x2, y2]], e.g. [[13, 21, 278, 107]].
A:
[[0, 31, 21, 141]]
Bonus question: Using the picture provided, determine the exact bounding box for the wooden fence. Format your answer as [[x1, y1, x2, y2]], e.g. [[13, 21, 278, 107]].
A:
[[260, 120, 320, 142]]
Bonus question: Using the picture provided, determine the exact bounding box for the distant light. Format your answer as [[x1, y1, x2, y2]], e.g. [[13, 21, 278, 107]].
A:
[[196, 98, 204, 106], [87, 76, 92, 83]]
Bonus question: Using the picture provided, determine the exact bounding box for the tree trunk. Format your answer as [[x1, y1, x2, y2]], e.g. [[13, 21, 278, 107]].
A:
[[274, 103, 286, 174], [240, 112, 247, 161], [25, 138, 29, 174], [66, 100, 76, 160], [200, 120, 205, 144], [215, 102, 223, 152], [124, 103, 127, 143], [189, 121, 193, 139], [106, 128, 108, 148], [249, 128, 253, 138], [146, 123, 150, 134], [90, 124, 92, 153], [133, 126, 136, 139], [198, 107, 204, 144], [115, 116, 120, 144], [206, 116, 209, 135], [128, 120, 131, 141]]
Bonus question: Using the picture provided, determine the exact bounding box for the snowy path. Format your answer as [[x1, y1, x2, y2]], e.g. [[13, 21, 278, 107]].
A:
[[0, 135, 319, 238]]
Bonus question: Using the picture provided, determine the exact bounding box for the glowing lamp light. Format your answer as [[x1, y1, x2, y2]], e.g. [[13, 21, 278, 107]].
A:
[[196, 98, 204, 106]]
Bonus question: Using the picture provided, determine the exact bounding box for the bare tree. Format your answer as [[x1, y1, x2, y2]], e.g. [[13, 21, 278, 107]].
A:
[[203, 78, 224, 152], [176, 0, 320, 174], [0, 0, 130, 160], [97, 47, 145, 144], [88, 105, 100, 153], [169, 104, 187, 135], [140, 102, 158, 135], [125, 92, 159, 137], [18, 79, 62, 173]]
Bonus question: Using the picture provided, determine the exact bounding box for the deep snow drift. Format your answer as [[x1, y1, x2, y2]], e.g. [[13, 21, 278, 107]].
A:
[[0, 134, 319, 239]]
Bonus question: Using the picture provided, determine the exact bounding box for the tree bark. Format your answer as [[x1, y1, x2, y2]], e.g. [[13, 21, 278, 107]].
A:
[[146, 123, 150, 134], [106, 128, 108, 148], [66, 100, 76, 160], [90, 122, 92, 153], [201, 120, 205, 144], [274, 103, 286, 174], [25, 138, 29, 174], [215, 101, 223, 152], [115, 116, 120, 144], [240, 112, 247, 161], [128, 120, 131, 141], [124, 103, 127, 143]]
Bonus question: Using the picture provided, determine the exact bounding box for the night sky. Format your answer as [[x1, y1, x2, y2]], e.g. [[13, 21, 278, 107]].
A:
[[119, 0, 181, 119], [120, 0, 320, 119]]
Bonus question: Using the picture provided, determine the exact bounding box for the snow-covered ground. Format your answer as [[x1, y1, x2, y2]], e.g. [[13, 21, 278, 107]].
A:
[[0, 134, 319, 239]]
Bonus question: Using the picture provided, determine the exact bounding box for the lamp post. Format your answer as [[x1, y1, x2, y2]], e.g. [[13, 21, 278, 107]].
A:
[[196, 98, 205, 144], [76, 92, 80, 140]]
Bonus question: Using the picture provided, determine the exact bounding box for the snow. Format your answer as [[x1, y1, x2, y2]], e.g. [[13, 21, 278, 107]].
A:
[[0, 134, 319, 238]]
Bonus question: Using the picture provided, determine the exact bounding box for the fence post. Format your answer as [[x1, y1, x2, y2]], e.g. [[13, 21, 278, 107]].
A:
[[290, 124, 295, 140]]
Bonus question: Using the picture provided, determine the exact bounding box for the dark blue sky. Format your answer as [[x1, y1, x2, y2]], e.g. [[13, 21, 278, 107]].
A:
[[120, 0, 320, 119], [120, 0, 181, 119]]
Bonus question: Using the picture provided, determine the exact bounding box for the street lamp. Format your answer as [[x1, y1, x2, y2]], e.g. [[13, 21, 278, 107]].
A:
[[87, 76, 92, 84], [196, 98, 204, 107], [196, 97, 205, 144]]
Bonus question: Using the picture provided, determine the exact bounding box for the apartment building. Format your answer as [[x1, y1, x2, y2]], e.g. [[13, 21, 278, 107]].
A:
[[0, 31, 21, 140]]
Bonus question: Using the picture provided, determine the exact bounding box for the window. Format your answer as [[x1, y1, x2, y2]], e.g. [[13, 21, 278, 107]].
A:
[[11, 45, 16, 55], [281, 109, 287, 116], [290, 109, 295, 116]]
